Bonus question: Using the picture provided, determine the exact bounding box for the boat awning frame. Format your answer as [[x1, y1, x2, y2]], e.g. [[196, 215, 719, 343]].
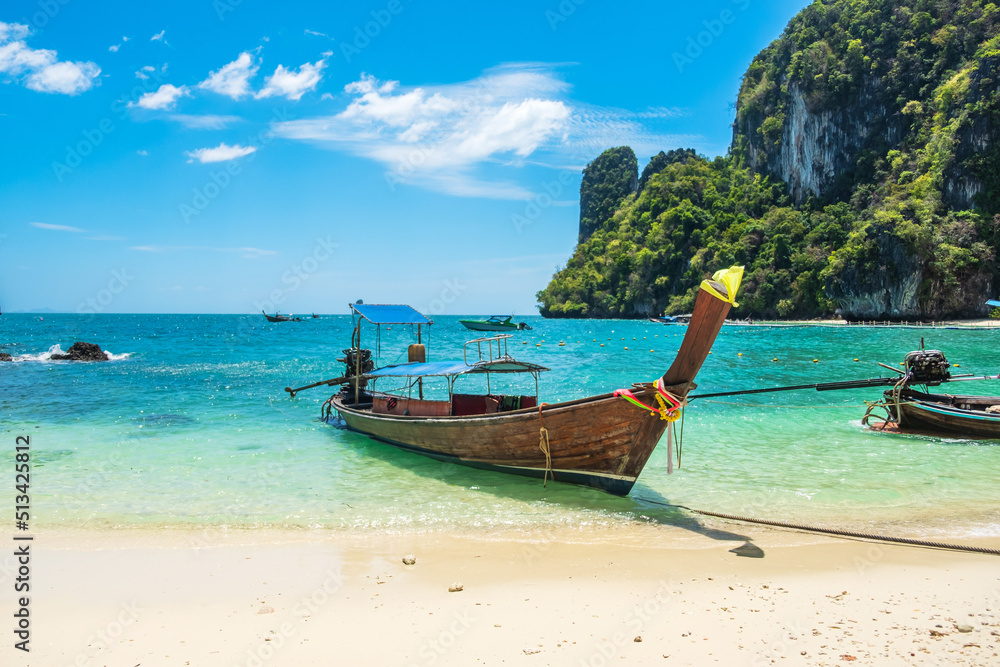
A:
[[350, 303, 432, 325], [363, 357, 550, 379], [988, 300, 1000, 308]]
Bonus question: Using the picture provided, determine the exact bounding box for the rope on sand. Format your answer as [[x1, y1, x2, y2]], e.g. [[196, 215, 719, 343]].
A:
[[641, 499, 1000, 556]]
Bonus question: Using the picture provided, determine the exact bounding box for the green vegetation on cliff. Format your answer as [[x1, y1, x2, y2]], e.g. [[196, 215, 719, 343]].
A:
[[578, 146, 638, 243], [538, 0, 1000, 319]]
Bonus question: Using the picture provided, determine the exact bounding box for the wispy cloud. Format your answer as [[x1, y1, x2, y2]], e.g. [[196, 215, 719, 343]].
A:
[[184, 142, 257, 163], [151, 30, 167, 43], [198, 52, 258, 99], [130, 245, 275, 259], [255, 59, 325, 100], [273, 63, 699, 199], [85, 235, 125, 241], [0, 21, 101, 95], [128, 83, 188, 110], [167, 114, 242, 129], [304, 29, 332, 39], [137, 149, 149, 156], [30, 222, 85, 232]]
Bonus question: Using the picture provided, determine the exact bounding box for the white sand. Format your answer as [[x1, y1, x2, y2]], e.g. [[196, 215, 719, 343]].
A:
[[7, 524, 999, 666]]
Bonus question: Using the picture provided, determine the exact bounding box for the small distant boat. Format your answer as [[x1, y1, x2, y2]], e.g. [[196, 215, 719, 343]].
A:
[[649, 314, 690, 325], [262, 311, 301, 322], [459, 315, 532, 332], [312, 313, 320, 319]]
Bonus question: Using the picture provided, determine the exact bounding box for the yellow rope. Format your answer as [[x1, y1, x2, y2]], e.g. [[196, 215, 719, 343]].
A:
[[538, 427, 552, 487], [537, 403, 553, 486]]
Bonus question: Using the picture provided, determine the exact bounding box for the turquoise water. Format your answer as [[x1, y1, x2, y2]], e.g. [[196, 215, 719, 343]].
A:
[[2, 314, 999, 538]]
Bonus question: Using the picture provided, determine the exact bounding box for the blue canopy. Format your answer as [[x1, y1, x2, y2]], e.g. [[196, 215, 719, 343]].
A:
[[365, 359, 549, 379], [366, 360, 473, 378], [351, 303, 432, 325], [988, 300, 1000, 308]]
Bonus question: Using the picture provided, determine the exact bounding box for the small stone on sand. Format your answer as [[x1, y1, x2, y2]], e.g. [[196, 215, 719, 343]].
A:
[[402, 555, 416, 565], [449, 583, 464, 592], [257, 605, 274, 614]]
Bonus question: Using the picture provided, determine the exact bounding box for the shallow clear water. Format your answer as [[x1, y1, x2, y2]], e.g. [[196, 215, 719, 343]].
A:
[[2, 313, 999, 537]]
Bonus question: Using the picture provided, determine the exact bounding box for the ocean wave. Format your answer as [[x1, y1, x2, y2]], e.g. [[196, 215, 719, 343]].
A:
[[10, 344, 131, 362]]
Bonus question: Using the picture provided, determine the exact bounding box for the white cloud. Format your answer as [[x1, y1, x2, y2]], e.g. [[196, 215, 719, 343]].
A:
[[272, 64, 571, 198], [137, 150, 148, 155], [128, 83, 189, 110], [304, 29, 331, 39], [198, 52, 258, 99], [86, 235, 124, 241], [0, 21, 101, 95], [151, 30, 166, 42], [30, 222, 85, 232], [273, 63, 698, 199], [109, 44, 120, 53], [131, 245, 275, 259], [167, 114, 242, 129], [255, 59, 325, 100], [184, 142, 257, 163]]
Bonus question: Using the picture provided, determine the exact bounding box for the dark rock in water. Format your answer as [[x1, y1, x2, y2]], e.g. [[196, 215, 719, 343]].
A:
[[51, 342, 109, 361], [0, 353, 11, 362]]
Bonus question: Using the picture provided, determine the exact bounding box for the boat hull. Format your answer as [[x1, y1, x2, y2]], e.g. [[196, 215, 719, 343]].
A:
[[331, 389, 669, 495], [894, 390, 1000, 438]]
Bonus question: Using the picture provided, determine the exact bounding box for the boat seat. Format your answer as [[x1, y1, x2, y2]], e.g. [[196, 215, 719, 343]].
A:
[[452, 394, 499, 416]]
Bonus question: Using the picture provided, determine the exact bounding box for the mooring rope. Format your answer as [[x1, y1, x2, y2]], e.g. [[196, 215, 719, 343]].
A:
[[640, 499, 1000, 556]]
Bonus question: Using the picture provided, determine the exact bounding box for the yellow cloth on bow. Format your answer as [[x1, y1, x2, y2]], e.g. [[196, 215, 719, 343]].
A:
[[700, 265, 744, 306]]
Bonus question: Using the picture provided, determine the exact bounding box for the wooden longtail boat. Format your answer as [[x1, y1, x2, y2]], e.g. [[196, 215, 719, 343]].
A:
[[878, 389, 1000, 438], [322, 267, 743, 495], [262, 310, 301, 322]]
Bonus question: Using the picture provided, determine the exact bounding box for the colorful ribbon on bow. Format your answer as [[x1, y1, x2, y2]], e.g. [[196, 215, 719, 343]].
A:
[[613, 378, 683, 422]]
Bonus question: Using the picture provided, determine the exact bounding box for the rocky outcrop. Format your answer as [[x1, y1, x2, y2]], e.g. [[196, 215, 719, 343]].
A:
[[825, 226, 993, 319], [741, 80, 899, 204], [944, 54, 1000, 212], [578, 146, 638, 243], [0, 353, 11, 362], [51, 342, 109, 361]]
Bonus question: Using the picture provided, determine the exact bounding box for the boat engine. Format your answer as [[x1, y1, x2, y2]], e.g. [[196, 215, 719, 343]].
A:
[[336, 347, 374, 398], [904, 349, 951, 384]]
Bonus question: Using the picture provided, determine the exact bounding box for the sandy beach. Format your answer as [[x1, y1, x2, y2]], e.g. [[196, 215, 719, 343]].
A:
[[11, 523, 998, 666]]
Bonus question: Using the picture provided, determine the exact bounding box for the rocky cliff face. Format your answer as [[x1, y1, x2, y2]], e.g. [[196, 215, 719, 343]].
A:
[[741, 80, 899, 204]]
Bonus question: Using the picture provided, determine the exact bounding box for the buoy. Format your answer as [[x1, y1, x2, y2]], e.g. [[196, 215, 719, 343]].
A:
[[772, 358, 777, 362], [600, 344, 605, 347], [853, 358, 859, 361], [536, 343, 541, 347], [813, 359, 819, 363], [624, 347, 629, 350], [737, 353, 743, 357], [954, 363, 960, 367], [522, 342, 527, 345], [650, 349, 654, 352], [559, 342, 565, 346]]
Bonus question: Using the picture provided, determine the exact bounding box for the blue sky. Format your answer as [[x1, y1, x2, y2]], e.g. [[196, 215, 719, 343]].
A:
[[0, 0, 809, 314]]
